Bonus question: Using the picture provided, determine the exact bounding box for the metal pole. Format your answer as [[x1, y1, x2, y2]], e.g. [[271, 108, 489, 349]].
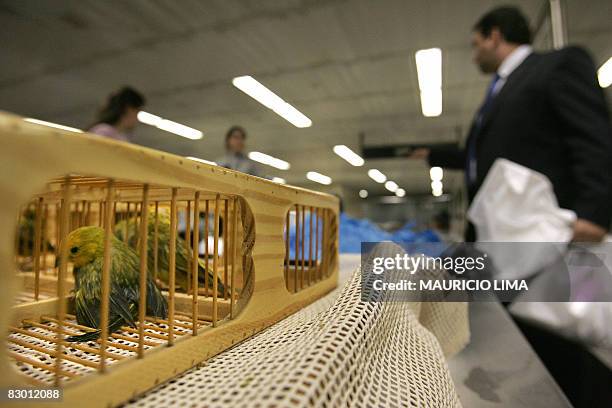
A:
[[549, 0, 567, 49]]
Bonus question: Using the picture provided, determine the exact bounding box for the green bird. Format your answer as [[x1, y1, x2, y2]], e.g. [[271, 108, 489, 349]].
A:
[[114, 209, 226, 296], [61, 226, 168, 342], [16, 207, 54, 256]]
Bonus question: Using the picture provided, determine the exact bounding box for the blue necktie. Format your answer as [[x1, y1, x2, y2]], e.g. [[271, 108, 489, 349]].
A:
[[466, 74, 501, 186]]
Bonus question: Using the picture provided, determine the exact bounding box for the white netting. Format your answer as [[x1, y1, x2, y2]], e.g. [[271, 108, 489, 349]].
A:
[[129, 246, 469, 408]]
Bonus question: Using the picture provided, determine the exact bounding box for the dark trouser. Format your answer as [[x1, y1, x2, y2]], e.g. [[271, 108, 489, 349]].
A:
[[513, 316, 612, 408]]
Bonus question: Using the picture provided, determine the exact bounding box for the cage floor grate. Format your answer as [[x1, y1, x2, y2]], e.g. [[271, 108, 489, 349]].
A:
[[8, 314, 207, 385]]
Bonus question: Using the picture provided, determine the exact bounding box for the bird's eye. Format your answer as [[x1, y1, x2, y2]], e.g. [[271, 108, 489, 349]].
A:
[[70, 246, 79, 254]]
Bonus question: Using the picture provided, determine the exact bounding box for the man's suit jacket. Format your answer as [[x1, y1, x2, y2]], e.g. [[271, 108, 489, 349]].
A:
[[430, 46, 612, 239]]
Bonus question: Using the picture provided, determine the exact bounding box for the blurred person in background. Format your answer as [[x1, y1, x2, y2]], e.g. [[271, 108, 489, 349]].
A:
[[216, 126, 260, 176], [411, 6, 612, 242], [88, 86, 145, 142]]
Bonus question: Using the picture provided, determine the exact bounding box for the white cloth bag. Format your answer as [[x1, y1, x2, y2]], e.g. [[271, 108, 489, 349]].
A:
[[468, 159, 612, 349], [467, 158, 576, 280], [467, 158, 576, 243]]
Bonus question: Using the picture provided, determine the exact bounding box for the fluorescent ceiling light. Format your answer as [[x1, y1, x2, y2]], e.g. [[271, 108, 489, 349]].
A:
[[306, 171, 332, 185], [368, 169, 387, 183], [429, 166, 443, 181], [415, 48, 442, 117], [138, 111, 203, 140], [156, 120, 202, 140], [395, 188, 406, 198], [272, 177, 286, 184], [359, 189, 368, 198], [187, 156, 217, 166], [137, 111, 162, 126], [420, 89, 442, 117], [248, 151, 290, 170], [25, 118, 82, 133], [432, 176, 443, 196], [598, 57, 612, 88], [232, 75, 312, 128], [385, 181, 399, 192], [415, 48, 442, 90], [333, 145, 364, 166]]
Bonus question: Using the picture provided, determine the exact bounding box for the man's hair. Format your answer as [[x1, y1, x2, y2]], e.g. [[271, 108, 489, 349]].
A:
[[474, 6, 531, 45]]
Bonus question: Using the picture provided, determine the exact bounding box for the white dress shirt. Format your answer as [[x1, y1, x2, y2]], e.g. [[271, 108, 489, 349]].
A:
[[492, 44, 533, 95]]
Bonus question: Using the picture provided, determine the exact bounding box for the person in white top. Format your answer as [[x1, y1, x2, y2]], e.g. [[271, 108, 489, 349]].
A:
[[88, 87, 145, 143], [215, 126, 261, 177]]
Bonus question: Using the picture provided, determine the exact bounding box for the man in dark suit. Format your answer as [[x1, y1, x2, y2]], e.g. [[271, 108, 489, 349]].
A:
[[412, 6, 612, 242]]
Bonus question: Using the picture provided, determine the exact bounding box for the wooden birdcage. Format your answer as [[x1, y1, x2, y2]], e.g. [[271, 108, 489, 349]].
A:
[[0, 112, 339, 407]]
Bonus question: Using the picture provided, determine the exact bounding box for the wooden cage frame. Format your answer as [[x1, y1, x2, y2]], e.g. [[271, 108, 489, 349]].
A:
[[0, 112, 339, 407]]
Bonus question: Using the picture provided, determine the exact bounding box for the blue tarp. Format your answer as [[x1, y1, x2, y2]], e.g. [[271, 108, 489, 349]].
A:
[[339, 213, 441, 253], [287, 212, 441, 257]]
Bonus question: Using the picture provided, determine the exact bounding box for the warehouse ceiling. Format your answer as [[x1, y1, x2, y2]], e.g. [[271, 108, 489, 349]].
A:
[[1, 0, 610, 196]]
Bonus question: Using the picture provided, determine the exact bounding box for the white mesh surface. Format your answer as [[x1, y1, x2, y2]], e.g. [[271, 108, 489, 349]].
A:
[[128, 250, 469, 408]]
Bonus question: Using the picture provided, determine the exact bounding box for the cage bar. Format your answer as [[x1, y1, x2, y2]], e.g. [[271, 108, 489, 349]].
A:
[[300, 205, 305, 290], [168, 188, 178, 346], [315, 207, 320, 281], [294, 205, 299, 293], [223, 199, 229, 300], [85, 201, 92, 225], [204, 199, 209, 297], [322, 209, 329, 280], [185, 200, 191, 292], [99, 179, 114, 372], [308, 206, 313, 286], [230, 197, 238, 318], [124, 202, 130, 243], [191, 191, 200, 335], [54, 177, 71, 386], [153, 201, 159, 281], [212, 194, 220, 327], [284, 210, 290, 287], [41, 203, 49, 273], [137, 184, 150, 358], [33, 196, 43, 301]]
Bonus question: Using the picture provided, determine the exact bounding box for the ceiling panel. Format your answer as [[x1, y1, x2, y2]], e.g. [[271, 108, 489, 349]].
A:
[[0, 0, 609, 195]]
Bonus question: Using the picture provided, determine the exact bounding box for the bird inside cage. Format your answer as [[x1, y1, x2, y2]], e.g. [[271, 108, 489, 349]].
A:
[[58, 226, 168, 342], [16, 207, 55, 270], [114, 208, 226, 296]]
